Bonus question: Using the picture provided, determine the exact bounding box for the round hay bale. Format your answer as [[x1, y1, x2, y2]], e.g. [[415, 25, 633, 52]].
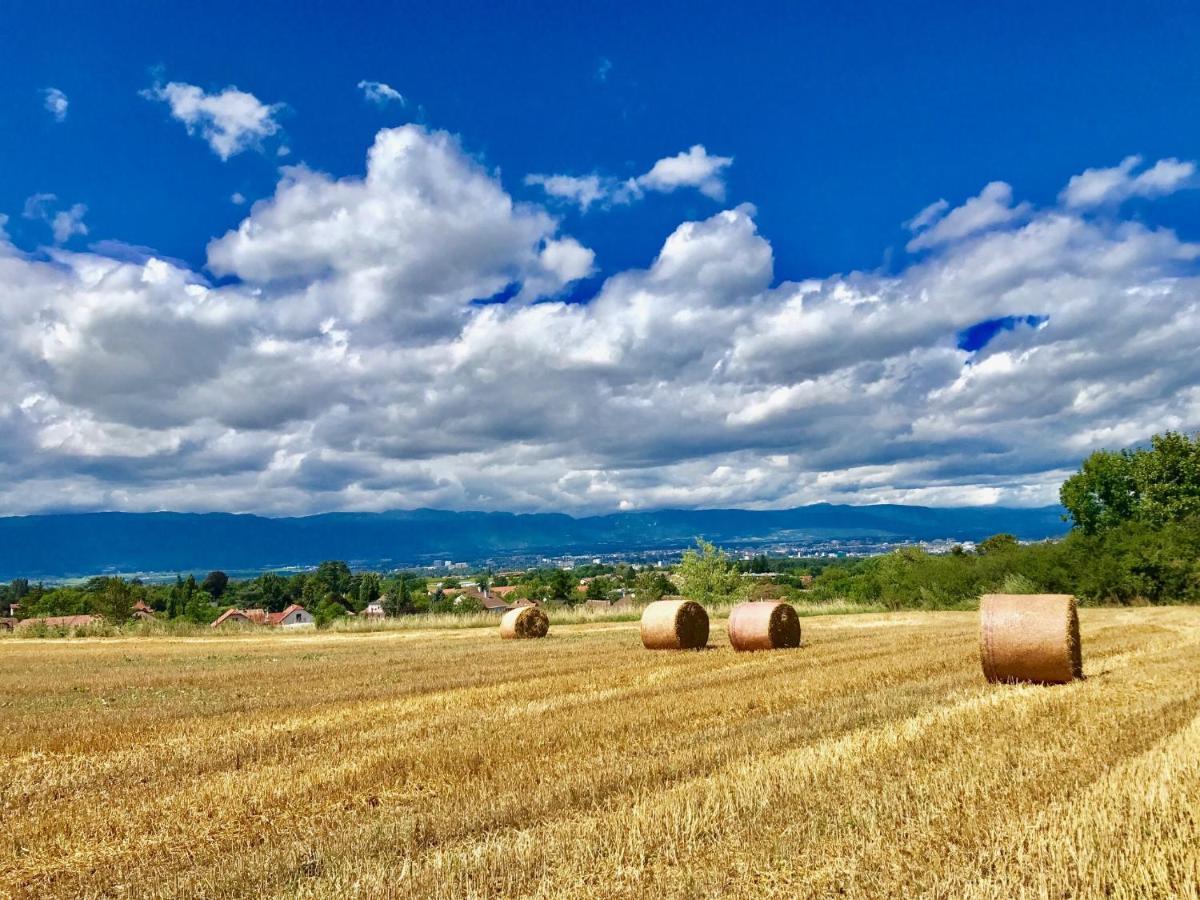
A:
[[979, 593, 1082, 685], [728, 601, 802, 652], [640, 599, 709, 650], [499, 605, 549, 640]]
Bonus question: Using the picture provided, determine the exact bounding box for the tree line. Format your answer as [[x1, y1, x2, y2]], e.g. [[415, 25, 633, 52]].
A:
[[3, 432, 1198, 623]]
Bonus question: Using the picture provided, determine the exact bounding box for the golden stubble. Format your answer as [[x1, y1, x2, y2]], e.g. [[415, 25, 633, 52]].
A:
[[1, 607, 1197, 898]]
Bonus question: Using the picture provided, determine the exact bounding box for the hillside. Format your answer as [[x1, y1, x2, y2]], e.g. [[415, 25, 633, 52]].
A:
[[0, 504, 1070, 579]]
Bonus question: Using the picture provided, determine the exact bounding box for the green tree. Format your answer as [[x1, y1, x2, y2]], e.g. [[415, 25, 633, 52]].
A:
[[95, 579, 135, 624], [977, 533, 1019, 555], [1060, 449, 1139, 534], [678, 539, 742, 605], [357, 572, 382, 607], [313, 598, 348, 628], [585, 576, 613, 601], [1061, 431, 1200, 534], [312, 561, 352, 601], [1130, 431, 1200, 528], [202, 570, 229, 599], [634, 569, 674, 603], [548, 568, 574, 605]]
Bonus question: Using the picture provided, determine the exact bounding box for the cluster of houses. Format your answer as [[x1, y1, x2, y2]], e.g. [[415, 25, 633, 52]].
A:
[[2, 600, 157, 631], [211, 603, 315, 628], [2, 581, 650, 633]]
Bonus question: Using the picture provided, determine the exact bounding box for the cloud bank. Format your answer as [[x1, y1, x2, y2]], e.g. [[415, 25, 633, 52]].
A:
[[1, 130, 1198, 516]]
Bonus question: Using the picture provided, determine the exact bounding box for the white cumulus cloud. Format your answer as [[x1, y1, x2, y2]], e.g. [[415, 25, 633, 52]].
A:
[[1059, 154, 1196, 208], [636, 144, 733, 201], [142, 80, 283, 160], [0, 130, 1198, 516], [906, 181, 1030, 251], [42, 87, 69, 122], [21, 193, 87, 244], [527, 144, 733, 210], [358, 80, 405, 106], [524, 174, 609, 212]]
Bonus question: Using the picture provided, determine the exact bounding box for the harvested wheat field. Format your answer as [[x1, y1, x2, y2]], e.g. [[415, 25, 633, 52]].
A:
[[2, 607, 1199, 899]]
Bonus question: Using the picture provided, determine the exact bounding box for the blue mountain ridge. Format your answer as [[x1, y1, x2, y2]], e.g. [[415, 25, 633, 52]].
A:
[[0, 504, 1070, 580]]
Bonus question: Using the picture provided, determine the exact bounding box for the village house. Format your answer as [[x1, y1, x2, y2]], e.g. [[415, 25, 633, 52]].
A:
[[266, 604, 315, 628], [479, 593, 510, 614], [363, 599, 386, 619], [211, 605, 313, 628], [211, 608, 253, 628]]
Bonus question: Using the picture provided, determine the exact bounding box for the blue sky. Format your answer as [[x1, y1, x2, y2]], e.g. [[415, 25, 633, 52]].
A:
[[1, 1, 1199, 515]]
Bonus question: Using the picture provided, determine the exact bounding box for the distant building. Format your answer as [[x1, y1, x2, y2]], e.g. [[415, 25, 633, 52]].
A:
[[266, 604, 314, 628], [211, 609, 253, 628], [480, 594, 510, 614], [363, 599, 386, 619]]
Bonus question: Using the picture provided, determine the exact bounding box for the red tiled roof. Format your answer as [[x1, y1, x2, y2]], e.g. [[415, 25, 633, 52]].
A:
[[211, 608, 252, 628], [244, 609, 269, 625], [267, 604, 307, 626]]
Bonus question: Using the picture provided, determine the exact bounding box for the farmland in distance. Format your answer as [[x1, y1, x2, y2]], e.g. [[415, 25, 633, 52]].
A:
[[2, 607, 1199, 898]]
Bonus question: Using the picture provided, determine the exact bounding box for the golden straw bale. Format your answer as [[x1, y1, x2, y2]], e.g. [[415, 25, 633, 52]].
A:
[[728, 601, 802, 652], [980, 593, 1082, 685], [499, 605, 550, 639], [640, 599, 709, 650]]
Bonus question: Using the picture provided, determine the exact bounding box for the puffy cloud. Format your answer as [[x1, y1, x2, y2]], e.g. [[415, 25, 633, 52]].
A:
[[207, 125, 585, 339], [50, 205, 88, 243], [358, 80, 405, 106], [523, 173, 608, 212], [142, 80, 283, 160], [0, 134, 1198, 516], [907, 181, 1030, 251], [637, 144, 733, 201], [22, 193, 88, 244], [1059, 154, 1196, 208], [526, 144, 733, 209], [42, 87, 68, 122]]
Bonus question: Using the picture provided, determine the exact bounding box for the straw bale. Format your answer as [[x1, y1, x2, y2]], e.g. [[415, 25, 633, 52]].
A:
[[980, 593, 1082, 685], [728, 601, 802, 651], [499, 605, 550, 639], [640, 599, 709, 650]]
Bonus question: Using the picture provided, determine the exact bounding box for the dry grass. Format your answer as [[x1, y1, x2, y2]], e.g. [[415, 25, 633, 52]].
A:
[[1, 607, 1198, 898]]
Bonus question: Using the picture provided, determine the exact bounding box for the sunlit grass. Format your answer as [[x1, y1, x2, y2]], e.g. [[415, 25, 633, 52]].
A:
[[1, 606, 1197, 897]]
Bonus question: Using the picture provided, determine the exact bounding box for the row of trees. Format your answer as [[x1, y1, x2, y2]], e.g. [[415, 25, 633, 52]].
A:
[[807, 432, 1200, 608], [2, 558, 680, 625], [4, 432, 1197, 622]]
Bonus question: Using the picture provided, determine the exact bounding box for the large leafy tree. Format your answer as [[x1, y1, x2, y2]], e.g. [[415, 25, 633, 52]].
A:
[[202, 570, 229, 599], [678, 539, 742, 605], [1061, 431, 1200, 534]]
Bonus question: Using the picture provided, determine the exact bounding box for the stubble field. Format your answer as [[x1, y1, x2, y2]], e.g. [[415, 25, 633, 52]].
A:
[[2, 606, 1199, 898]]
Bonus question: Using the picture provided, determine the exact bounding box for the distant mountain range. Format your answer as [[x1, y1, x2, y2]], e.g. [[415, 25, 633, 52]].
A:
[[0, 505, 1070, 580]]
